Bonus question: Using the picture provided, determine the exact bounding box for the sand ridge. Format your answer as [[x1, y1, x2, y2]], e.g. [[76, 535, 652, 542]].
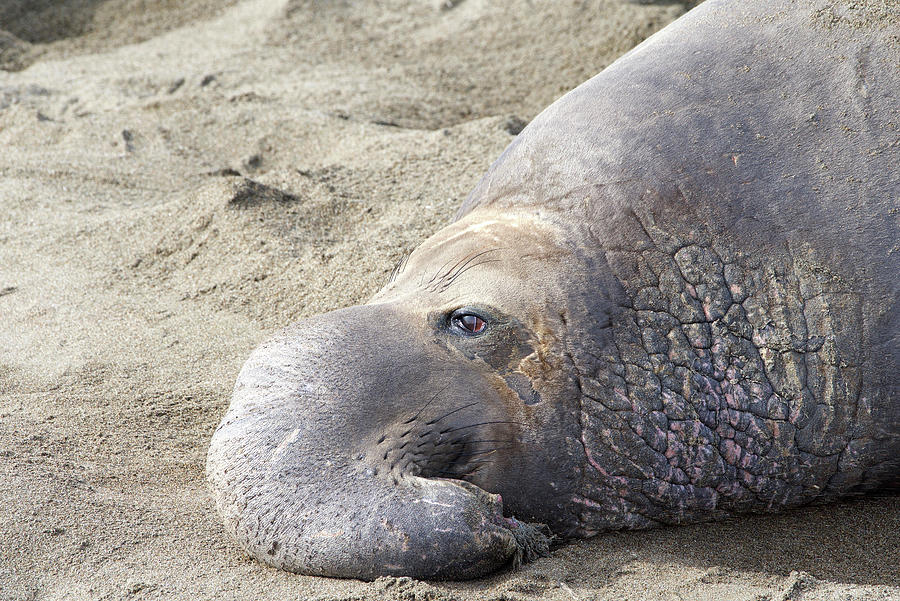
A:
[[1, 0, 898, 599]]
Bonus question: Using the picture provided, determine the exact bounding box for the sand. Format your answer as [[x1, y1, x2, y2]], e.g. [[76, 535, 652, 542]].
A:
[[1, 0, 897, 599]]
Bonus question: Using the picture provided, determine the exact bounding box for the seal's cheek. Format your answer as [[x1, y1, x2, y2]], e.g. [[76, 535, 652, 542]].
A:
[[441, 318, 546, 408], [503, 372, 542, 406]]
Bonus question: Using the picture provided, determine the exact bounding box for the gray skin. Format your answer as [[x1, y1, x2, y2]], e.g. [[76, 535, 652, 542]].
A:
[[207, 0, 900, 581]]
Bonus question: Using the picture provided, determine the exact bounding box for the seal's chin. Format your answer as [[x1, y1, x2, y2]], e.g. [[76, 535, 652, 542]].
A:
[[425, 477, 552, 570]]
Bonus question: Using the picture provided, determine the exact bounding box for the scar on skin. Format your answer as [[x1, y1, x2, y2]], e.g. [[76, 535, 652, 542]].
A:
[[271, 428, 301, 461], [311, 529, 345, 539], [412, 498, 456, 508]]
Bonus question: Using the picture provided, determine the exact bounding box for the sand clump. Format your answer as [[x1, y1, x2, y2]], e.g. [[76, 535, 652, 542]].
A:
[[1, 1, 898, 600]]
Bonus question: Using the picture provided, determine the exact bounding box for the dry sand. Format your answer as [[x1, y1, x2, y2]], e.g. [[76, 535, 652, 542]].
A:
[[1, 0, 897, 599]]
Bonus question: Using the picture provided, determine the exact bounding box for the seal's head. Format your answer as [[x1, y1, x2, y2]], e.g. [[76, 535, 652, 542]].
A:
[[206, 208, 607, 579]]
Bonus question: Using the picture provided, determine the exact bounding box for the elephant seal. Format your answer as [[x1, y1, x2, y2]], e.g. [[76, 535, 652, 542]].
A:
[[207, 0, 900, 580]]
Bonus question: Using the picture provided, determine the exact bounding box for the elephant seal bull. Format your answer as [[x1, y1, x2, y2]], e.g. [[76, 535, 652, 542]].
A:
[[206, 0, 900, 580]]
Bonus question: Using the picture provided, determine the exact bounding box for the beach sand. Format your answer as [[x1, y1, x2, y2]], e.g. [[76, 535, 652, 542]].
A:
[[1, 1, 897, 599]]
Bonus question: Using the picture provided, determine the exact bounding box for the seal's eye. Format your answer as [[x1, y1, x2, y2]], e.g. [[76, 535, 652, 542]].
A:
[[452, 312, 487, 335]]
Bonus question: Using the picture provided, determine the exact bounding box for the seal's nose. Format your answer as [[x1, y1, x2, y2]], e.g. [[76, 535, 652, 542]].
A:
[[206, 304, 547, 579]]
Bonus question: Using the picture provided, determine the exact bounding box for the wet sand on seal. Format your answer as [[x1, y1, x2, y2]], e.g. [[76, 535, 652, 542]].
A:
[[1, 0, 898, 599]]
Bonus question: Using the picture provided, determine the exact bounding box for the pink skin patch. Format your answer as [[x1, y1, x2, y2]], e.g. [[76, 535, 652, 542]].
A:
[[583, 441, 609, 477], [721, 439, 741, 466], [665, 434, 684, 461], [572, 495, 604, 509]]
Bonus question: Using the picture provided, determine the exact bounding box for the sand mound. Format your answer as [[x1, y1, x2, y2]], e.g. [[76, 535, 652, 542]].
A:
[[0, 0, 240, 70], [1, 0, 897, 599]]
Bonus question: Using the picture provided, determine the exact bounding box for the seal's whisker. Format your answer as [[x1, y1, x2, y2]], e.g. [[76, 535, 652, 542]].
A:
[[460, 459, 497, 478], [431, 469, 471, 478], [403, 383, 450, 425], [429, 459, 496, 478], [415, 436, 468, 449], [430, 448, 510, 460], [440, 420, 522, 434], [457, 439, 515, 446], [425, 401, 480, 426]]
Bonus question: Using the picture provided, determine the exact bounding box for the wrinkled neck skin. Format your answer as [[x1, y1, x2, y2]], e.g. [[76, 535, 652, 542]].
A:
[[437, 191, 898, 538], [458, 198, 898, 536]]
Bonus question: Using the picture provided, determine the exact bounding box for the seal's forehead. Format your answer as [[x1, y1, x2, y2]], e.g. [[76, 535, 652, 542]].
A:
[[371, 209, 574, 308], [417, 210, 566, 259]]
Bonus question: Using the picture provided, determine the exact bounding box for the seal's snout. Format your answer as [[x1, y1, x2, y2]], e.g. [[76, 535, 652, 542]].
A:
[[207, 304, 547, 580]]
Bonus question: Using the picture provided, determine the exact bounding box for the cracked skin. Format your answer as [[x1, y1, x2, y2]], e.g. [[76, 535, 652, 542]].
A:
[[206, 0, 899, 580]]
